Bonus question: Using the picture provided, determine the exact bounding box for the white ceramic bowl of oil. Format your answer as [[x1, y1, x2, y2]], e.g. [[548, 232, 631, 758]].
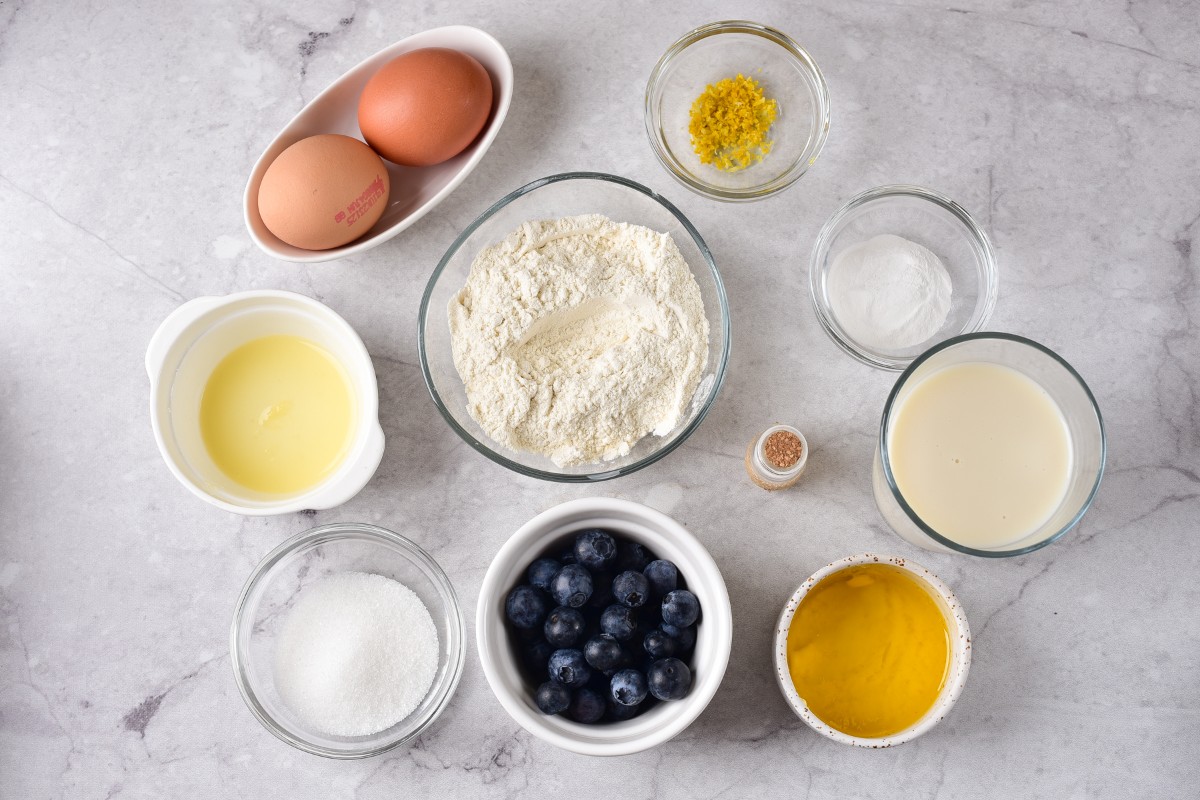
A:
[[146, 290, 384, 515]]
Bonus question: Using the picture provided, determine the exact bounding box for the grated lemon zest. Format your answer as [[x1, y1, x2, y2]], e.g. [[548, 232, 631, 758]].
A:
[[688, 73, 779, 173]]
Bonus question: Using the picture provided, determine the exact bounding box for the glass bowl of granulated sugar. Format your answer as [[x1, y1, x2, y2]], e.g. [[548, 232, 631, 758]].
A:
[[231, 523, 465, 758], [809, 185, 998, 371], [418, 172, 731, 482]]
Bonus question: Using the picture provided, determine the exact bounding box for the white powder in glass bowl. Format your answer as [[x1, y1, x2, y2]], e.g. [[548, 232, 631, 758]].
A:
[[273, 572, 439, 738], [827, 233, 952, 351]]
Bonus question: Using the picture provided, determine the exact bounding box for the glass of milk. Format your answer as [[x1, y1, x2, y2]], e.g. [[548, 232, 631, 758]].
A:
[[873, 333, 1105, 557]]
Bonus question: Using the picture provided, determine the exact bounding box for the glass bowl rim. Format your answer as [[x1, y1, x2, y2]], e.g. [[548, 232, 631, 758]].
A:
[[877, 331, 1107, 558], [416, 170, 732, 483], [808, 183, 1000, 370], [229, 522, 467, 758], [643, 19, 831, 202]]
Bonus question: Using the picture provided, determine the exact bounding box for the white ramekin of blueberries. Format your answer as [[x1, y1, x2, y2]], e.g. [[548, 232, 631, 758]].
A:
[[476, 498, 732, 756]]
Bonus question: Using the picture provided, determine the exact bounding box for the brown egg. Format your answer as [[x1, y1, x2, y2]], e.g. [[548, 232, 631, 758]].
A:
[[257, 134, 390, 251], [358, 48, 493, 167]]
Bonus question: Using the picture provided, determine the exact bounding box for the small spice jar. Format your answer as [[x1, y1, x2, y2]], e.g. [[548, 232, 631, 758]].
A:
[[745, 424, 808, 491]]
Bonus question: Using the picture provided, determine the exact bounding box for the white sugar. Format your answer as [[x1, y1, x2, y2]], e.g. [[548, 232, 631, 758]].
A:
[[273, 571, 439, 738]]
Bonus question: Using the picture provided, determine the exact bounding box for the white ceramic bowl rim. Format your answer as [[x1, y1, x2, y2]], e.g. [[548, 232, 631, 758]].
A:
[[773, 552, 972, 748], [417, 171, 731, 482], [145, 289, 384, 515], [229, 522, 467, 758], [475, 497, 733, 756]]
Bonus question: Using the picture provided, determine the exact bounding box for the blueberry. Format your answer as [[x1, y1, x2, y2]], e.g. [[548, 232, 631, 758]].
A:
[[647, 657, 692, 701], [506, 585, 548, 629], [613, 570, 650, 608], [534, 681, 571, 714], [550, 564, 593, 608], [643, 560, 678, 596], [568, 688, 606, 723], [548, 648, 591, 688], [661, 589, 700, 628], [527, 558, 561, 592], [605, 698, 643, 721], [600, 604, 638, 641], [600, 646, 634, 677], [661, 623, 696, 653], [584, 634, 624, 671], [616, 541, 652, 572], [609, 668, 648, 706], [574, 529, 617, 571], [642, 628, 680, 660], [544, 606, 586, 648]]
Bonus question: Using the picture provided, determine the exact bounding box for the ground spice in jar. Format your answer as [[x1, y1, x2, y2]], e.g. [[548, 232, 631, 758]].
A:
[[745, 424, 809, 491], [763, 430, 804, 470], [688, 73, 779, 172]]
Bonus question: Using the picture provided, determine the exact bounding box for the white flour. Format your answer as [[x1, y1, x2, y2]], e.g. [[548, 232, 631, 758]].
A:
[[827, 233, 953, 350], [448, 215, 709, 467]]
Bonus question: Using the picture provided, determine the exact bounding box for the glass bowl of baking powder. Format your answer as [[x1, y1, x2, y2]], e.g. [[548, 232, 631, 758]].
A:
[[810, 185, 998, 370], [418, 172, 731, 482]]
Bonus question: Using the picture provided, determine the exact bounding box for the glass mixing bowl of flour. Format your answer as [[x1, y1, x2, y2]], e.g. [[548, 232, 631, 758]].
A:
[[810, 185, 998, 370], [418, 172, 731, 482]]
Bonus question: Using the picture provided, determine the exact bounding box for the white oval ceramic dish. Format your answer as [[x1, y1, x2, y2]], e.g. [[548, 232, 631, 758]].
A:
[[244, 26, 514, 263], [146, 290, 385, 515], [476, 498, 733, 756], [773, 553, 971, 747]]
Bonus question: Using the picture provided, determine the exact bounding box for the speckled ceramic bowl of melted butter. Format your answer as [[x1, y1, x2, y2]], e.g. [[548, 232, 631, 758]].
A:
[[773, 553, 972, 747]]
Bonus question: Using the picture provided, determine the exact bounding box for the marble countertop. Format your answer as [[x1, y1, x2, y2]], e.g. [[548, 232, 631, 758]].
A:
[[2, 0, 1198, 797]]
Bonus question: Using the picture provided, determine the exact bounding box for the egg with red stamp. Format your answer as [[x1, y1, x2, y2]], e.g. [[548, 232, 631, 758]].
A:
[[256, 134, 391, 251], [357, 47, 494, 167]]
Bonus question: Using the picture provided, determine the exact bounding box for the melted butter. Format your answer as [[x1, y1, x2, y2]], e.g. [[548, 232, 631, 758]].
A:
[[787, 563, 951, 738], [199, 335, 354, 495]]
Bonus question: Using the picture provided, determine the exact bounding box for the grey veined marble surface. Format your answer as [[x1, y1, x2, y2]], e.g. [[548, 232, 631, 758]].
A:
[[1, 0, 1198, 797]]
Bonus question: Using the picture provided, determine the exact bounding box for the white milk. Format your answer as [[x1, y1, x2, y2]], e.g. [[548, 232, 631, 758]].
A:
[[887, 362, 1072, 549]]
